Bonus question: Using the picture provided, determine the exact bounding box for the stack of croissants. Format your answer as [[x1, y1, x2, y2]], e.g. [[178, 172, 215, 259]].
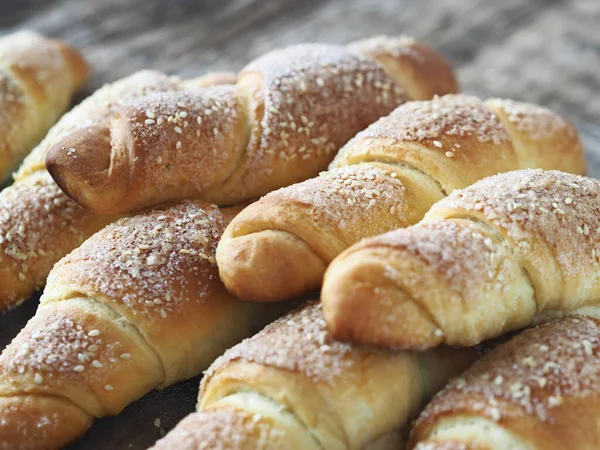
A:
[[0, 28, 597, 450]]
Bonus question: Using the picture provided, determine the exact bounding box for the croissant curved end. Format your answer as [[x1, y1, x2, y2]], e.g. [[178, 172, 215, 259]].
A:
[[216, 229, 326, 302], [321, 246, 443, 350], [45, 124, 128, 214]]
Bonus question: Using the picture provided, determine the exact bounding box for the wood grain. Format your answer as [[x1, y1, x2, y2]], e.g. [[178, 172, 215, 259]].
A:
[[0, 0, 599, 448]]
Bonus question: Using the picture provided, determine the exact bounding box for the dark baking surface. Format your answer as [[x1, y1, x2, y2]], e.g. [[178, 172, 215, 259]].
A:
[[0, 0, 599, 448]]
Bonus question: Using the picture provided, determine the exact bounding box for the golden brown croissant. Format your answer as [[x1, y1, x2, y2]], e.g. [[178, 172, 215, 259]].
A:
[[0, 70, 234, 311], [45, 35, 458, 214], [0, 200, 283, 449], [411, 315, 600, 450], [216, 95, 586, 302], [0, 30, 88, 180], [150, 302, 476, 450], [322, 169, 600, 350]]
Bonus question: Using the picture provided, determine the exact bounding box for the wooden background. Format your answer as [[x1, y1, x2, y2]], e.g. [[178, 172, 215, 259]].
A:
[[1, 0, 600, 448]]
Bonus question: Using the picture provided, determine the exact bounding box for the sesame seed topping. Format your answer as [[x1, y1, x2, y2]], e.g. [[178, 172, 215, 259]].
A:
[[91, 360, 103, 368], [120, 353, 131, 360], [88, 330, 100, 337], [417, 315, 600, 432], [104, 384, 114, 391], [34, 373, 43, 384], [73, 365, 85, 372]]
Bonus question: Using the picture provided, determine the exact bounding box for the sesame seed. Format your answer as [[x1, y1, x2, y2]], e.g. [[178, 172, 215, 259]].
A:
[[104, 385, 114, 391], [88, 329, 100, 337], [174, 126, 182, 134], [73, 365, 85, 372], [548, 396, 563, 406], [433, 140, 443, 148], [146, 110, 155, 119], [18, 273, 26, 281], [34, 373, 43, 384], [179, 111, 188, 118], [145, 119, 155, 125], [176, 141, 182, 150], [565, 197, 573, 204], [120, 353, 131, 360], [156, 156, 163, 164], [91, 360, 103, 368], [196, 116, 202, 125], [154, 418, 161, 428], [445, 151, 454, 158], [160, 309, 167, 319], [157, 117, 164, 125]]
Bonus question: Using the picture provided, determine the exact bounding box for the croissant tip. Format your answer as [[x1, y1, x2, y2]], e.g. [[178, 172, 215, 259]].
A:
[[45, 125, 122, 214]]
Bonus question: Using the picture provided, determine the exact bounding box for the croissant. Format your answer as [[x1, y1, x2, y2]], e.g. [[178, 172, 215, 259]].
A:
[[322, 169, 600, 350], [0, 70, 234, 311], [150, 302, 476, 450], [216, 95, 586, 302], [45, 35, 458, 214], [0, 30, 88, 180], [411, 315, 600, 449], [0, 200, 285, 449]]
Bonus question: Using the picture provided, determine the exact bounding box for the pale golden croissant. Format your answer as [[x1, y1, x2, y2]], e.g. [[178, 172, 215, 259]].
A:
[[216, 95, 586, 302], [411, 315, 600, 449], [0, 201, 283, 449], [0, 30, 88, 180], [322, 169, 600, 350], [45, 36, 458, 214], [150, 302, 476, 450], [0, 70, 234, 311]]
